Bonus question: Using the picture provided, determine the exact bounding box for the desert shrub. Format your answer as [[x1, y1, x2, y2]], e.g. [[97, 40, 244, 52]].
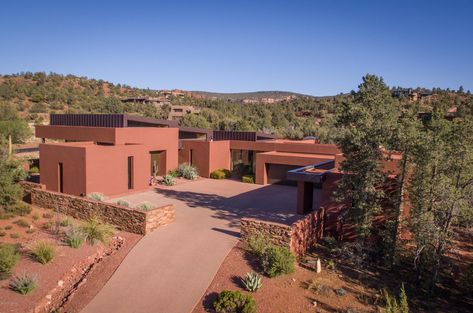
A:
[[261, 245, 295, 277], [232, 163, 253, 178], [245, 234, 269, 258], [42, 221, 54, 230], [242, 175, 254, 184], [168, 169, 179, 177], [305, 279, 332, 295], [213, 290, 256, 313], [60, 217, 71, 227], [161, 174, 175, 186], [115, 199, 130, 207], [88, 192, 105, 201], [177, 163, 198, 180], [10, 233, 20, 239], [32, 213, 39, 220], [241, 272, 262, 292], [9, 273, 37, 295], [29, 166, 39, 174], [383, 284, 409, 313], [26, 228, 35, 234], [42, 212, 53, 219], [5, 202, 31, 216], [5, 225, 12, 230], [326, 259, 336, 270], [14, 218, 30, 228], [80, 217, 115, 245], [210, 169, 231, 179], [135, 201, 154, 211], [65, 227, 86, 248], [30, 241, 55, 264], [0, 231, 5, 237], [0, 244, 20, 274]]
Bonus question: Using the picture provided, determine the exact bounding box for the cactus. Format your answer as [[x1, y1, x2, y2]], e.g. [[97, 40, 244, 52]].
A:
[[241, 272, 262, 292]]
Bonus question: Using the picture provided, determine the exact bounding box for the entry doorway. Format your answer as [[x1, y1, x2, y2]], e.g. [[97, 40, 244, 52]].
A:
[[150, 151, 166, 176]]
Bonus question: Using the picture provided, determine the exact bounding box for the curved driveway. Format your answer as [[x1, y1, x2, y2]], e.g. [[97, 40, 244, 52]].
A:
[[81, 179, 296, 313]]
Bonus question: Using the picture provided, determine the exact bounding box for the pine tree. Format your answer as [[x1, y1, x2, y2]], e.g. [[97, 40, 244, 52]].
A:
[[335, 74, 399, 238]]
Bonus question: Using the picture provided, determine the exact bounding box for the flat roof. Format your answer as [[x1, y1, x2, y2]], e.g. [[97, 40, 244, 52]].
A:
[[258, 151, 336, 159]]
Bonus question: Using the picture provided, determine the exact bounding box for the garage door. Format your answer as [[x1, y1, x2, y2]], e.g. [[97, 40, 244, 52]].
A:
[[266, 163, 300, 185]]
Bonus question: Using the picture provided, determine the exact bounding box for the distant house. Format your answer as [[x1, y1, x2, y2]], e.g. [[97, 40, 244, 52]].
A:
[[168, 105, 200, 121], [121, 96, 170, 106]]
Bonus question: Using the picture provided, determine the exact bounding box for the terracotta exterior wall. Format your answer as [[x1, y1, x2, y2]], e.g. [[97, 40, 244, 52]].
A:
[[179, 140, 231, 177], [30, 185, 175, 235], [39, 143, 87, 195], [208, 140, 231, 175], [179, 140, 211, 176], [38, 127, 179, 196]]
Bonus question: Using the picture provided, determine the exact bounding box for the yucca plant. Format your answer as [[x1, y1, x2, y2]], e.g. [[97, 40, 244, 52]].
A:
[[115, 199, 130, 207], [64, 226, 86, 248], [161, 174, 175, 186], [10, 273, 37, 295], [135, 201, 154, 211], [88, 192, 105, 201], [241, 272, 262, 292], [80, 217, 115, 245]]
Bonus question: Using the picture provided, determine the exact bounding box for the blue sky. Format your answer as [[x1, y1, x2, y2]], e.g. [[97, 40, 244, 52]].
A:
[[1, 0, 472, 96]]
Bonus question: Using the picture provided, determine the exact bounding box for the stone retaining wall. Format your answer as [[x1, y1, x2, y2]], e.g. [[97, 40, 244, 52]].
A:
[[22, 181, 175, 235], [240, 208, 325, 257]]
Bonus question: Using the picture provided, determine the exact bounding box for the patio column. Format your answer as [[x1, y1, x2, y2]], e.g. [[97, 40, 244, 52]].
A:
[[297, 181, 323, 214]]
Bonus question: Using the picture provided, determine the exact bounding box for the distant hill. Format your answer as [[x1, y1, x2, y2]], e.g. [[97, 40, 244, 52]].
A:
[[189, 90, 315, 102]]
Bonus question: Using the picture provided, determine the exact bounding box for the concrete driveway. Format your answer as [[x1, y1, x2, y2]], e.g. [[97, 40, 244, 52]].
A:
[[81, 179, 297, 313]]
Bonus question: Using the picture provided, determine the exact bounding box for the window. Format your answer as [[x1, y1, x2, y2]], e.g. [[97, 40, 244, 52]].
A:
[[58, 163, 63, 193], [127, 156, 134, 190], [190, 149, 194, 166]]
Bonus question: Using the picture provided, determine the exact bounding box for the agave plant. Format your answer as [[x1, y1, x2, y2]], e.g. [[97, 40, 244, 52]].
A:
[[241, 272, 262, 292]]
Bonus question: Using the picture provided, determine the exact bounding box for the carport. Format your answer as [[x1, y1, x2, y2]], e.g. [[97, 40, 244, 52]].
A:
[[254, 151, 334, 185]]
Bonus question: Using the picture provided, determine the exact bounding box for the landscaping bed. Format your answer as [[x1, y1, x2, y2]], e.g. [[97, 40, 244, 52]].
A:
[[192, 243, 372, 313], [0, 205, 141, 313]]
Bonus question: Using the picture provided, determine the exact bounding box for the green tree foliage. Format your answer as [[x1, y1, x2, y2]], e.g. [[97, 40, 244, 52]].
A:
[[335, 74, 399, 238], [409, 103, 473, 289], [0, 102, 31, 154], [0, 145, 26, 209]]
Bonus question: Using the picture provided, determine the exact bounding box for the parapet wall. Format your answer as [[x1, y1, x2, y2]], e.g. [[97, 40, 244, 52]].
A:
[[21, 181, 175, 235], [240, 208, 325, 257]]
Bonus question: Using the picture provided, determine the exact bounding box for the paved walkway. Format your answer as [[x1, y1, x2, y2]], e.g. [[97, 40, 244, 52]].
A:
[[81, 179, 297, 313]]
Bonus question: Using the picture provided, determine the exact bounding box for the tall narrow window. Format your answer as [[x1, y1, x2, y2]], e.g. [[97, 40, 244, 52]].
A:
[[127, 156, 134, 190], [190, 149, 194, 166], [58, 162, 63, 193]]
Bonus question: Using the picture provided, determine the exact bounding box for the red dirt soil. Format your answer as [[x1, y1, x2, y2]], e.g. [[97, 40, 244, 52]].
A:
[[192, 243, 376, 313]]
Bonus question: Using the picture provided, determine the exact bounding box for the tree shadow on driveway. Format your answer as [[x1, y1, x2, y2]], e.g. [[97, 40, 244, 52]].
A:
[[156, 184, 301, 228]]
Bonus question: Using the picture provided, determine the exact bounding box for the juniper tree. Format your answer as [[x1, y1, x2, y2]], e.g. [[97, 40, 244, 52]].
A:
[[409, 103, 473, 289], [335, 74, 399, 239]]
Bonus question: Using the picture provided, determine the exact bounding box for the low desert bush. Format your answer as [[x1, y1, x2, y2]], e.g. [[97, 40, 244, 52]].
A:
[[241, 272, 262, 292], [60, 217, 71, 227], [115, 199, 130, 207], [14, 219, 30, 228], [177, 163, 198, 180], [135, 201, 154, 211], [210, 169, 231, 180], [9, 273, 37, 295], [88, 192, 105, 201], [383, 284, 409, 313], [161, 174, 175, 186], [0, 231, 6, 237], [246, 234, 268, 257], [80, 217, 115, 245], [29, 166, 39, 174], [10, 233, 20, 239], [0, 244, 20, 275], [30, 241, 55, 264], [305, 279, 332, 296], [64, 227, 86, 248], [32, 213, 40, 220], [261, 245, 295, 277], [167, 169, 179, 177], [5, 202, 32, 216], [245, 234, 295, 277], [42, 212, 53, 219], [4, 225, 12, 230], [213, 290, 256, 313], [242, 175, 254, 184]]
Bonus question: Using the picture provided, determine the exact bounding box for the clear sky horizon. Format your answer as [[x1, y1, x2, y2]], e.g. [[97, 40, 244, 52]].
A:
[[1, 0, 472, 96]]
